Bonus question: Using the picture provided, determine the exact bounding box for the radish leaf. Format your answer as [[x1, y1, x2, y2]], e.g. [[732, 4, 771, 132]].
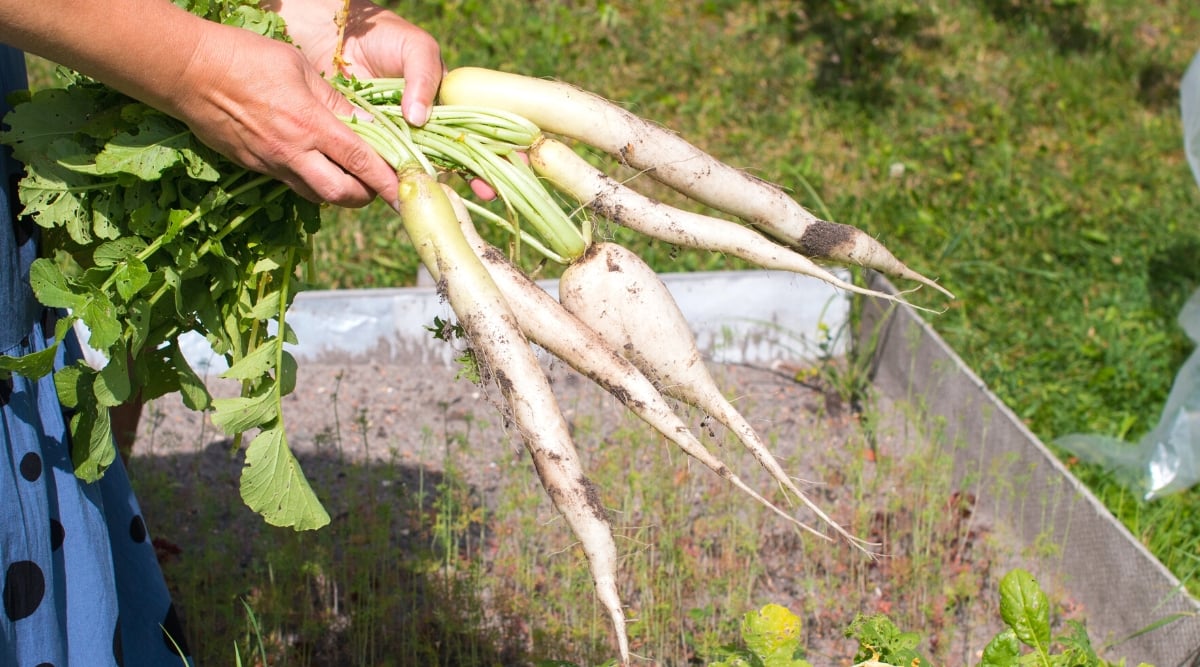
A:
[[240, 424, 330, 530]]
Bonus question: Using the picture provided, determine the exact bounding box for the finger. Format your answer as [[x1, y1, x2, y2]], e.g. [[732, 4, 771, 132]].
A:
[[312, 86, 400, 207], [398, 38, 444, 127], [470, 178, 498, 201], [287, 149, 377, 208]]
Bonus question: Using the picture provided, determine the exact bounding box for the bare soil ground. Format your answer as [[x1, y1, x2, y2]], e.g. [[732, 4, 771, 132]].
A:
[[128, 351, 1076, 666]]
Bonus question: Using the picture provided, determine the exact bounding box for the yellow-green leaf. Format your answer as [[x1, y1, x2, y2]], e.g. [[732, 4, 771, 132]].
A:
[[221, 338, 280, 381], [240, 424, 329, 531], [743, 604, 805, 666], [211, 387, 277, 434]]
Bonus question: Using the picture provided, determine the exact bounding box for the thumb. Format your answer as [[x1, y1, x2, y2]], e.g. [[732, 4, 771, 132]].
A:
[[399, 43, 444, 127]]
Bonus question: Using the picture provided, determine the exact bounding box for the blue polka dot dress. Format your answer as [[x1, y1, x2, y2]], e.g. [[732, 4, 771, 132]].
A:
[[0, 45, 193, 667]]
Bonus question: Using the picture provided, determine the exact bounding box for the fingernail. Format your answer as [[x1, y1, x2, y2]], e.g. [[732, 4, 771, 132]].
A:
[[408, 103, 429, 127], [351, 108, 375, 123]]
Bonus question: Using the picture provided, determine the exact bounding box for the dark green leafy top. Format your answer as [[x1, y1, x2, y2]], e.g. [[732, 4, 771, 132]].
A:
[[0, 0, 331, 530]]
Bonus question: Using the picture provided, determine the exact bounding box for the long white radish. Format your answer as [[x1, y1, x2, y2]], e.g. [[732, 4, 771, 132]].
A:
[[438, 67, 953, 298], [394, 169, 630, 664], [445, 192, 834, 542], [559, 242, 873, 552], [529, 137, 925, 307]]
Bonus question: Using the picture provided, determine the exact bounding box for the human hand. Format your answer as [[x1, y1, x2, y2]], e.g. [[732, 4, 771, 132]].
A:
[[0, 0, 442, 208], [264, 0, 443, 127], [164, 24, 392, 207], [264, 1, 520, 204], [166, 3, 443, 209]]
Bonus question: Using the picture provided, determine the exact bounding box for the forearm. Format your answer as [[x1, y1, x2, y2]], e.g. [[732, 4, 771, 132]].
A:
[[0, 0, 210, 114]]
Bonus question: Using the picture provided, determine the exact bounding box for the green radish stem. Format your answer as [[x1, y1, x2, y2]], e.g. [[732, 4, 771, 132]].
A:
[[335, 81, 433, 174], [559, 242, 875, 553], [528, 137, 930, 309], [126, 171, 274, 273], [394, 170, 630, 665], [458, 197, 571, 264], [412, 130, 586, 260], [438, 67, 953, 298], [343, 91, 587, 263], [445, 191, 834, 542]]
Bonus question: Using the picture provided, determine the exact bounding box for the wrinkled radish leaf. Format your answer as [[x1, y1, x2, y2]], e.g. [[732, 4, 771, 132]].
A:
[[844, 613, 926, 666], [742, 604, 807, 667], [0, 345, 59, 380], [211, 387, 279, 435], [221, 337, 281, 381], [28, 258, 85, 310], [980, 628, 1021, 667], [709, 604, 811, 667], [94, 345, 131, 407]]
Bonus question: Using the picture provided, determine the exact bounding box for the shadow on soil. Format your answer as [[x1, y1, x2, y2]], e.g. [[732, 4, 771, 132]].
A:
[[128, 440, 524, 667]]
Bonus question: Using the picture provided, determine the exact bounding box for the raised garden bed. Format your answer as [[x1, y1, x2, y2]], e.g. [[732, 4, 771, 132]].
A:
[[130, 270, 1200, 665]]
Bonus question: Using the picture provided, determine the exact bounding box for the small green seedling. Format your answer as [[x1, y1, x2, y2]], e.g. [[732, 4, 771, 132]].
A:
[[980, 569, 1153, 667], [839, 568, 1157, 667], [844, 613, 926, 667]]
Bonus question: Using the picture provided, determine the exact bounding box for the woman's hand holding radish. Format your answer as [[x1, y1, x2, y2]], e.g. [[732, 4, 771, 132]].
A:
[[263, 0, 443, 127], [162, 25, 396, 208], [171, 0, 444, 209], [1, 0, 959, 654], [0, 0, 443, 209]]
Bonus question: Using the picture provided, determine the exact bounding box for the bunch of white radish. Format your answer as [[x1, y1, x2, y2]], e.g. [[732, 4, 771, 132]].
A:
[[340, 67, 952, 664], [0, 2, 948, 659]]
